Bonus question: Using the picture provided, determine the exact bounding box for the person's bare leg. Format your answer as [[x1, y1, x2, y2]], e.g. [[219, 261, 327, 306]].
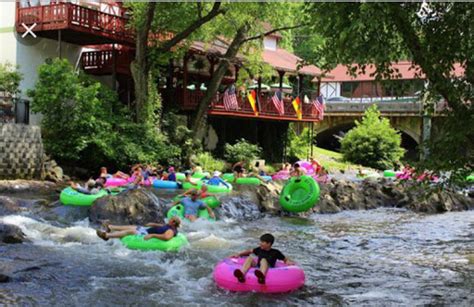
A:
[[106, 229, 136, 239], [234, 256, 255, 283], [109, 225, 136, 232], [186, 215, 198, 222], [241, 256, 254, 274], [254, 258, 268, 284]]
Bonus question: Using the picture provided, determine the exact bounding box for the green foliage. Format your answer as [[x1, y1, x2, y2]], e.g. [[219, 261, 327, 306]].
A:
[[305, 2, 473, 169], [28, 58, 176, 170], [194, 152, 225, 172], [340, 105, 405, 170], [224, 138, 262, 164], [287, 124, 312, 160], [0, 62, 22, 98]]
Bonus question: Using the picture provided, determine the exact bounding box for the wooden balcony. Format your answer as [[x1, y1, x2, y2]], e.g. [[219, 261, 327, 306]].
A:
[[16, 3, 134, 46], [81, 50, 133, 75], [171, 89, 322, 122]]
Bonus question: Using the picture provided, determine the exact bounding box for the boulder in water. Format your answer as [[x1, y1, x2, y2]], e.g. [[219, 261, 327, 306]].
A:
[[0, 223, 26, 244], [90, 189, 165, 225]]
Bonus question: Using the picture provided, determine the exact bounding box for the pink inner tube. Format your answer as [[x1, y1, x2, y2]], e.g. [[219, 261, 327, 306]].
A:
[[297, 161, 315, 175], [213, 257, 305, 293], [272, 170, 290, 181], [104, 177, 128, 187], [127, 176, 156, 186]]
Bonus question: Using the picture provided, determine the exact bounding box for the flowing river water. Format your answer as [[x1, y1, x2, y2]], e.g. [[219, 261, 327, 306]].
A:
[[1, 189, 473, 306]]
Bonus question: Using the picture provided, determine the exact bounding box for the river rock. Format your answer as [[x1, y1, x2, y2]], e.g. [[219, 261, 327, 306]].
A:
[[90, 189, 165, 225], [0, 180, 58, 194], [41, 156, 65, 183], [0, 223, 26, 244]]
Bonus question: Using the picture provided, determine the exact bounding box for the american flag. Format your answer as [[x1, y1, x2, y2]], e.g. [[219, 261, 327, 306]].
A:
[[312, 95, 325, 120], [271, 91, 285, 115], [223, 85, 239, 111]]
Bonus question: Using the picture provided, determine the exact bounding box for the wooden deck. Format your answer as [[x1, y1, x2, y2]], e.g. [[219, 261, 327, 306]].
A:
[[16, 3, 134, 46], [172, 89, 322, 122], [81, 50, 133, 75]]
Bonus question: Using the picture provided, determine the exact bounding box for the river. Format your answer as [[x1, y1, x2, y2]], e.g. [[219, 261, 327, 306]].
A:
[[1, 190, 473, 306]]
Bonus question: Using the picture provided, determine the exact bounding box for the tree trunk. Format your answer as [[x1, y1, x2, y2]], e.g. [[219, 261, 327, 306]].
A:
[[131, 2, 156, 123], [191, 24, 249, 141]]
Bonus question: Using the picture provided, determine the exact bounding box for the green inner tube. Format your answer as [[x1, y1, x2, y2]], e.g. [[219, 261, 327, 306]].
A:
[[222, 173, 261, 185], [120, 233, 188, 252], [173, 195, 220, 208], [279, 175, 320, 213], [182, 181, 232, 193], [192, 172, 210, 179], [467, 174, 474, 182], [383, 170, 396, 178], [60, 187, 121, 206], [176, 173, 186, 181], [166, 204, 215, 222]]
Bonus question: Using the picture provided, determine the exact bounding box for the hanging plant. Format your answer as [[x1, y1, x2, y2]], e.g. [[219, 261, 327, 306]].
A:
[[193, 58, 206, 71]]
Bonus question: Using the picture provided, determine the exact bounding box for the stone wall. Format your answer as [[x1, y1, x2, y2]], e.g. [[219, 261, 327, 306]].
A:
[[0, 124, 43, 179]]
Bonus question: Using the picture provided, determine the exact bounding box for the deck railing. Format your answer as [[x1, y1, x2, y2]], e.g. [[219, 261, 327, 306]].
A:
[[16, 3, 134, 43], [81, 50, 132, 74], [172, 89, 321, 121]]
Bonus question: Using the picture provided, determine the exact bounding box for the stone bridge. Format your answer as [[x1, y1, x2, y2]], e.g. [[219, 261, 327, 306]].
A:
[[314, 101, 441, 145]]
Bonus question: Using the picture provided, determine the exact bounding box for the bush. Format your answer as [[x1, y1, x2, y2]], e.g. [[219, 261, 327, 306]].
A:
[[287, 124, 311, 160], [340, 105, 404, 170], [28, 58, 177, 171], [194, 152, 225, 172], [0, 62, 22, 98], [224, 138, 262, 164]]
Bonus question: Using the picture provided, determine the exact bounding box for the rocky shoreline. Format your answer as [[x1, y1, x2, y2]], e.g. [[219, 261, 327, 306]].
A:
[[1, 178, 473, 243]]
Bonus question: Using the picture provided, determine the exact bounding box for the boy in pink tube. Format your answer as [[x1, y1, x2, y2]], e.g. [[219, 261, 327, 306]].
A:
[[231, 233, 294, 285]]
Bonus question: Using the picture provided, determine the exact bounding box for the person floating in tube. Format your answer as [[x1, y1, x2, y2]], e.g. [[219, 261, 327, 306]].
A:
[[290, 163, 305, 178], [231, 233, 294, 285]]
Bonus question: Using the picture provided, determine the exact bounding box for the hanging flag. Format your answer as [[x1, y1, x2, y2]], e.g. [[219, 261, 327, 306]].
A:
[[271, 91, 285, 115], [223, 85, 239, 111], [312, 95, 325, 120], [292, 96, 302, 120], [247, 90, 259, 116]]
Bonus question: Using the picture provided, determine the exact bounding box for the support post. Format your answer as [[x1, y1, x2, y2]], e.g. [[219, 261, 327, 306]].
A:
[[421, 115, 431, 160], [112, 44, 117, 91], [257, 76, 262, 112], [58, 30, 62, 58], [310, 121, 314, 157]]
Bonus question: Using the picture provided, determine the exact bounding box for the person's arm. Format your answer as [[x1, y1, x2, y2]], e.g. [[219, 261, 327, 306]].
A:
[[230, 249, 253, 258], [144, 229, 174, 241], [283, 257, 295, 265], [205, 205, 215, 219], [218, 178, 230, 188]]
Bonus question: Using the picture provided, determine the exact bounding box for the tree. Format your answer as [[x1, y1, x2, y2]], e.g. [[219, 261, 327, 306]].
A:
[[340, 105, 404, 170], [127, 2, 224, 123], [305, 2, 473, 169], [190, 2, 305, 140], [0, 62, 22, 99]]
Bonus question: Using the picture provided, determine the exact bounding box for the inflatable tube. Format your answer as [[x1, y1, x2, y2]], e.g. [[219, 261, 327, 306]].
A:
[[176, 172, 186, 181], [213, 257, 305, 293], [279, 175, 320, 213], [152, 179, 180, 189], [467, 174, 474, 182], [104, 177, 129, 187], [272, 171, 290, 181], [166, 204, 215, 221], [192, 172, 210, 179], [182, 181, 232, 193], [297, 160, 315, 175], [127, 176, 155, 186], [383, 170, 396, 177], [121, 233, 188, 252], [60, 187, 121, 206], [172, 195, 221, 209], [223, 173, 272, 183]]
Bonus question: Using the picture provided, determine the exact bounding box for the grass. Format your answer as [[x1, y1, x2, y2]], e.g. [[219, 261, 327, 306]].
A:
[[311, 147, 366, 172]]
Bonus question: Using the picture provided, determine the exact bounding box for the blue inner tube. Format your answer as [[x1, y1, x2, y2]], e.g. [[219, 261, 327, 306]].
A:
[[152, 180, 179, 189]]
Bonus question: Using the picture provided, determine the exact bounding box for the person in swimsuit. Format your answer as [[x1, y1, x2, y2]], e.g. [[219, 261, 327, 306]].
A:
[[232, 161, 245, 181], [96, 216, 181, 241]]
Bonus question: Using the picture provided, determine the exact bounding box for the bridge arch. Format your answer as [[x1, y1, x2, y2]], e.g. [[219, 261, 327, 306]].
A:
[[314, 116, 421, 158]]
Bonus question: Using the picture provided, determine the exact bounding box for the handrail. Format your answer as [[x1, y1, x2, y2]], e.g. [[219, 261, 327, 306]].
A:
[[16, 3, 133, 42]]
